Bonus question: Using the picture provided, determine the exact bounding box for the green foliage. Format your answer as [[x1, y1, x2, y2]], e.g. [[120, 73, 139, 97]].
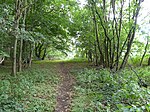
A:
[[47, 49, 67, 60], [72, 67, 150, 112], [128, 54, 150, 66], [65, 57, 88, 63], [0, 51, 10, 57], [0, 62, 59, 112]]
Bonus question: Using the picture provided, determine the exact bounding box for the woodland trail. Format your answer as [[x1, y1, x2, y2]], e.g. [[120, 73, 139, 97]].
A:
[[54, 62, 75, 112]]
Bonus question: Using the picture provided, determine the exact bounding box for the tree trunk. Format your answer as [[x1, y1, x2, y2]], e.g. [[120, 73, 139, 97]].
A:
[[18, 0, 27, 72], [12, 0, 22, 75], [94, 41, 98, 66], [29, 42, 33, 67], [0, 57, 5, 65], [18, 39, 23, 72], [35, 42, 44, 60], [120, 0, 142, 70], [12, 38, 18, 75], [140, 39, 148, 66], [148, 57, 150, 66], [41, 48, 47, 60], [91, 4, 104, 65]]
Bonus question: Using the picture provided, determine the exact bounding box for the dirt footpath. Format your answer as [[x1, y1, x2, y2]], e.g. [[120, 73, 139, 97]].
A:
[[54, 63, 75, 112]]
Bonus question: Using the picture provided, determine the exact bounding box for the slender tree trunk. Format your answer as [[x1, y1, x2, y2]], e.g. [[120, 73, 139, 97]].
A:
[[148, 57, 150, 66], [91, 5, 104, 65], [120, 0, 142, 69], [94, 41, 98, 66], [12, 0, 22, 75], [42, 48, 47, 60], [18, 39, 23, 72], [35, 43, 39, 59], [110, 20, 116, 69], [29, 42, 33, 67], [18, 0, 27, 72], [12, 38, 18, 75], [0, 57, 5, 65], [140, 40, 148, 66], [35, 42, 44, 59]]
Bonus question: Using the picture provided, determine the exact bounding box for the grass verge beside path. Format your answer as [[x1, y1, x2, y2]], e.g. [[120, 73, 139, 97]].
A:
[[0, 61, 59, 112]]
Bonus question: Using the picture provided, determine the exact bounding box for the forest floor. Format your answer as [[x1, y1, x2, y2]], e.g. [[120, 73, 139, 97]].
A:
[[0, 60, 89, 112], [0, 60, 149, 112]]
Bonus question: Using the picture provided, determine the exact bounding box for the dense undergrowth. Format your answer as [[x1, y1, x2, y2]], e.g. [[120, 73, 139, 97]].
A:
[[0, 59, 150, 112], [0, 62, 59, 112], [72, 66, 150, 112]]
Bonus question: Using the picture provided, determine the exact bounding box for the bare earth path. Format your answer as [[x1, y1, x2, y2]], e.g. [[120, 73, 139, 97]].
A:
[[54, 62, 75, 112]]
